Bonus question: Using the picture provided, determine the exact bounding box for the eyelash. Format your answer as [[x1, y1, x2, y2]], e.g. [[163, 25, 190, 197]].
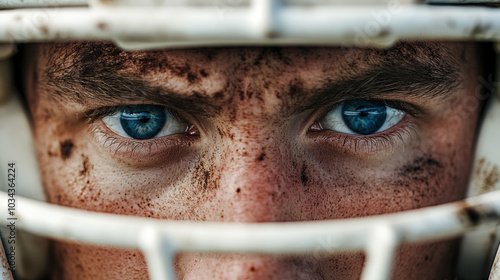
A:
[[85, 106, 194, 156], [309, 99, 422, 153], [313, 121, 419, 153], [85, 99, 422, 155]]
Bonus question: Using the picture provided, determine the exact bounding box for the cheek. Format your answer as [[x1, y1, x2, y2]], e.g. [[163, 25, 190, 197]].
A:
[[296, 153, 463, 221], [391, 239, 458, 279], [302, 111, 476, 220], [34, 119, 98, 209], [51, 241, 148, 280]]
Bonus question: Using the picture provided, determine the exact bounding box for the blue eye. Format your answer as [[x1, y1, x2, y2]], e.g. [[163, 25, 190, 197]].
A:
[[102, 105, 187, 140], [342, 100, 386, 135], [120, 105, 166, 139], [321, 100, 405, 135]]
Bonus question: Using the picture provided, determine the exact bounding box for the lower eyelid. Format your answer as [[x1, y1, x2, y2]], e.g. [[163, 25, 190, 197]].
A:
[[307, 116, 419, 156], [90, 121, 197, 164]]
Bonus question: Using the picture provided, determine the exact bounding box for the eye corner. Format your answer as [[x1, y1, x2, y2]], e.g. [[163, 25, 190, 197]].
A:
[[308, 122, 323, 132]]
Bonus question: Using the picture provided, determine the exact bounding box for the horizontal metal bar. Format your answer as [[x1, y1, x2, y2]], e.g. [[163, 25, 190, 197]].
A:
[[2, 0, 497, 9], [0, 5, 499, 49], [0, 189, 499, 253], [427, 0, 500, 4], [0, 0, 423, 9], [0, 0, 87, 8]]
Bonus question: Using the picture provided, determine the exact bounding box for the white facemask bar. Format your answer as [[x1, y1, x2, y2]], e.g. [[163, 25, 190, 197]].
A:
[[0, 1, 500, 280], [0, 0, 499, 49]]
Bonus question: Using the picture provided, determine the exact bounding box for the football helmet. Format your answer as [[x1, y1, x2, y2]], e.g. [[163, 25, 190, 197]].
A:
[[1, 0, 500, 280]]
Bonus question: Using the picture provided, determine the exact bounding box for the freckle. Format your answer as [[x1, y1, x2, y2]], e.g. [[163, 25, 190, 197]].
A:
[[60, 140, 74, 160], [236, 188, 241, 193]]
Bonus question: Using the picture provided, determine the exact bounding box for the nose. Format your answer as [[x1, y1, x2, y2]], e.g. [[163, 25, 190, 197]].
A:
[[180, 118, 326, 279], [185, 142, 327, 279], [215, 128, 295, 223]]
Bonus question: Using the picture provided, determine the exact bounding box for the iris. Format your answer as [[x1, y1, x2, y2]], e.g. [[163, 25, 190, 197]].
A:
[[120, 105, 166, 139], [342, 100, 387, 135]]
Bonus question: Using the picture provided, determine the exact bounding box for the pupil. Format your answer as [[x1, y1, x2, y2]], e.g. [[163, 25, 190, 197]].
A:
[[120, 105, 166, 139], [342, 100, 387, 135]]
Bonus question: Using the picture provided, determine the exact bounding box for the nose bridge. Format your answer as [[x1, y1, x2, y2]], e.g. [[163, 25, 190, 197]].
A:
[[217, 124, 290, 223]]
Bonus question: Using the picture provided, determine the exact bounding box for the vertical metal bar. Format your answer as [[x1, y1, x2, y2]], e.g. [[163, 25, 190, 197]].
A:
[[251, 0, 276, 38], [139, 227, 177, 280], [0, 44, 13, 105], [361, 226, 400, 280], [489, 244, 500, 280]]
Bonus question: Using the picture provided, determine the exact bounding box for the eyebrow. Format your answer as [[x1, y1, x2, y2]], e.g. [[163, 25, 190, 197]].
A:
[[289, 57, 463, 115], [44, 71, 223, 117], [43, 52, 463, 118]]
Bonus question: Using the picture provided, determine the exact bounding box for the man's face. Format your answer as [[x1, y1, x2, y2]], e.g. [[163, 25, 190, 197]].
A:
[[26, 42, 481, 279]]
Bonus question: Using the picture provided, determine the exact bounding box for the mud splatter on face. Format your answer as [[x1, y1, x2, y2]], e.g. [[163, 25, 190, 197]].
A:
[[398, 157, 442, 181], [190, 157, 220, 194], [199, 69, 209, 78], [80, 156, 89, 176], [257, 153, 266, 162], [60, 140, 74, 160], [79, 155, 93, 177], [300, 164, 309, 186]]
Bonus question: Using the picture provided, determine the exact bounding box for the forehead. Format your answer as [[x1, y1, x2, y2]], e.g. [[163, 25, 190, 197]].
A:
[[35, 42, 466, 103], [40, 41, 463, 76]]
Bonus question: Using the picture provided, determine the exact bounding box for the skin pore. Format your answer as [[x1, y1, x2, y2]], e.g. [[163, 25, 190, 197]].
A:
[[24, 42, 483, 279]]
